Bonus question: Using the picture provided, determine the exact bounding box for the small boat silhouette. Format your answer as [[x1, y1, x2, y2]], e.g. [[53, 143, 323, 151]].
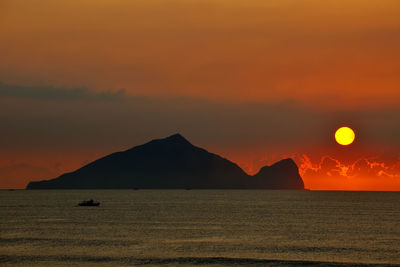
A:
[[77, 199, 100, 206]]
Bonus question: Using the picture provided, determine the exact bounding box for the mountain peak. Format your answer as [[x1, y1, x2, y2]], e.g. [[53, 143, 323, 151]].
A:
[[253, 157, 304, 189], [163, 133, 192, 145]]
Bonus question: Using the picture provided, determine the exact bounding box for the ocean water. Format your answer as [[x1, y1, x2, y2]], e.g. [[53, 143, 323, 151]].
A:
[[1, 190, 399, 266]]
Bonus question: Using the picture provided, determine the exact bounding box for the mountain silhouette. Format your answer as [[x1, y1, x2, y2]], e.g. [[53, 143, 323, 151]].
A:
[[26, 134, 304, 190]]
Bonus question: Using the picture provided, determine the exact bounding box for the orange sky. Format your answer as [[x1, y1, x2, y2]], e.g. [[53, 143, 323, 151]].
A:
[[0, 0, 399, 189]]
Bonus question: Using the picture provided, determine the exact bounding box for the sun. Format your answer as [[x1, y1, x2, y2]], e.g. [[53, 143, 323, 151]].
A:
[[335, 127, 355, 146]]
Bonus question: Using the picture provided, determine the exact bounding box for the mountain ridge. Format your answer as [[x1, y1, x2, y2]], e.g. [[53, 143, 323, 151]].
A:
[[26, 134, 304, 190]]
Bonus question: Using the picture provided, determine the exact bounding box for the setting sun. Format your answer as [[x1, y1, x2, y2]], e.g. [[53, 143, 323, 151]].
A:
[[1, 1, 400, 266], [335, 127, 355, 146]]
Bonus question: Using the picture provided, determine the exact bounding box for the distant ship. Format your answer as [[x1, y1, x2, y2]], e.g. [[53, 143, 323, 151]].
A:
[[77, 199, 100, 206]]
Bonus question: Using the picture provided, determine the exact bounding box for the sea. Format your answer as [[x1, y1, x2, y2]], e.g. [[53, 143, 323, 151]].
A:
[[1, 190, 399, 266]]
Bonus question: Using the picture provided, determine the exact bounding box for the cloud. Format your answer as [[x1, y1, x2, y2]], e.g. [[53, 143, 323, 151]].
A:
[[299, 154, 400, 179], [1, 0, 400, 108], [299, 155, 348, 178], [0, 82, 125, 100], [0, 81, 331, 151]]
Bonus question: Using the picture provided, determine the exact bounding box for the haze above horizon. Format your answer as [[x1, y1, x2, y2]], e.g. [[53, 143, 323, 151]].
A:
[[0, 0, 399, 190]]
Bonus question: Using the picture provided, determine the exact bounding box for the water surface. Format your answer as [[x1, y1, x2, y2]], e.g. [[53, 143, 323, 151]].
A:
[[1, 190, 399, 266]]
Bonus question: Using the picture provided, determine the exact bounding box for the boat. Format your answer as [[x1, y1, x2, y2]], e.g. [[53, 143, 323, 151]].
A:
[[77, 199, 100, 206]]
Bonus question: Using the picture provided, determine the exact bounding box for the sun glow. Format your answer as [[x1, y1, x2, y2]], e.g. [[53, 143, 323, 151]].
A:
[[335, 127, 355, 146]]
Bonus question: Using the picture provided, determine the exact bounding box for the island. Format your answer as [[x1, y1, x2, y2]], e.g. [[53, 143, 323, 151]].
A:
[[26, 134, 304, 190]]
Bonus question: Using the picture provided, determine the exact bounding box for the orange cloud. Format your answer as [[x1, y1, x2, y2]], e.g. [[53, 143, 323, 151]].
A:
[[295, 154, 400, 191]]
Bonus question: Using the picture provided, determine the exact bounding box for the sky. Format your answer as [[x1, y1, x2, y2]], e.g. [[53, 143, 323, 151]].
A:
[[1, 0, 400, 190]]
